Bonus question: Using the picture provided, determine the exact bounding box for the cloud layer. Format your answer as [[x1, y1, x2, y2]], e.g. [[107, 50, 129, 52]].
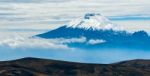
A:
[[0, 0, 150, 37], [0, 36, 150, 63], [0, 36, 71, 50], [0, 37, 150, 64]]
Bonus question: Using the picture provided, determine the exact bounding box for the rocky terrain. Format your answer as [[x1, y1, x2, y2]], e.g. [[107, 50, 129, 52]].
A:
[[0, 57, 150, 76]]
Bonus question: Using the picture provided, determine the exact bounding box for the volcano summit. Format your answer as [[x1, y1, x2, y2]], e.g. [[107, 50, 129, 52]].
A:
[[67, 13, 116, 30]]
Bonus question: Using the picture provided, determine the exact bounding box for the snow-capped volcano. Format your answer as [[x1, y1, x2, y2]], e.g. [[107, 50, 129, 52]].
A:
[[35, 13, 150, 50], [36, 13, 121, 39], [66, 13, 116, 30]]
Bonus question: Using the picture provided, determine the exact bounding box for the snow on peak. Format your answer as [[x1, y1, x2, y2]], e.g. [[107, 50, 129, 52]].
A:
[[66, 13, 116, 30]]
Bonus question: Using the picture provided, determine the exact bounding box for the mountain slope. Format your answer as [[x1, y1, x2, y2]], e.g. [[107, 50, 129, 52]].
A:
[[35, 13, 150, 50], [0, 57, 150, 76], [36, 26, 150, 49]]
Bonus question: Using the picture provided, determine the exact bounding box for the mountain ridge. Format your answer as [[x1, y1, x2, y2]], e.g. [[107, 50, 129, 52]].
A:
[[0, 57, 150, 76]]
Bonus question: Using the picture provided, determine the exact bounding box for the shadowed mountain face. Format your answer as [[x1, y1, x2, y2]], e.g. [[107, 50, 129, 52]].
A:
[[0, 57, 150, 76], [36, 26, 150, 50]]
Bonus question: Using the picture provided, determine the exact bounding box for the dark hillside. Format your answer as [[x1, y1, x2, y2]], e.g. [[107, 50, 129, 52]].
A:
[[0, 57, 150, 76]]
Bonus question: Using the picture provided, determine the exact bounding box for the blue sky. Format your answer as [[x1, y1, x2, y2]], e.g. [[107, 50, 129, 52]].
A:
[[0, 0, 150, 63]]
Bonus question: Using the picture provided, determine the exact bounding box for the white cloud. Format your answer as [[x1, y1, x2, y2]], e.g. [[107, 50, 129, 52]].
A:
[[0, 36, 72, 50], [88, 39, 106, 45], [54, 37, 86, 43], [0, 36, 88, 51]]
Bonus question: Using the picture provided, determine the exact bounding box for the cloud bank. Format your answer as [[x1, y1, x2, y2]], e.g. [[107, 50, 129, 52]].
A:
[[0, 0, 150, 36], [0, 36, 150, 64], [0, 36, 71, 50]]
